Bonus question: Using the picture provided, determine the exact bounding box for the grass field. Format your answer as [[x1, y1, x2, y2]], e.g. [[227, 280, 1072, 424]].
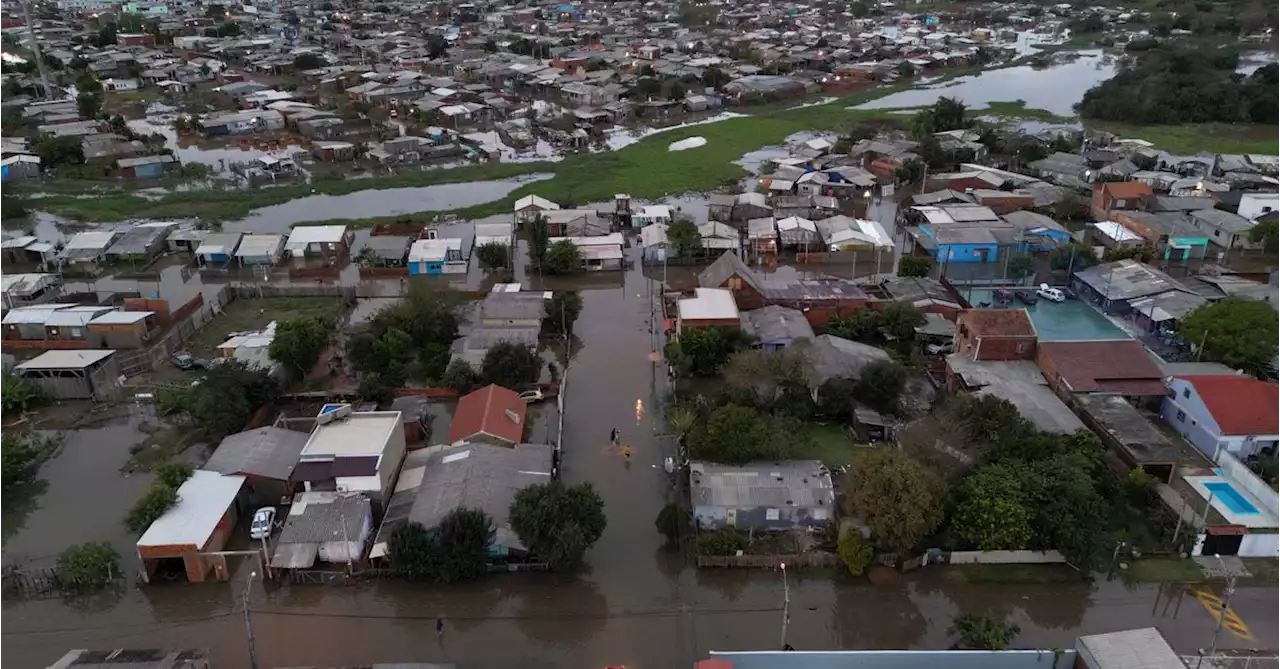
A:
[[179, 296, 346, 359], [1086, 121, 1280, 155], [1121, 558, 1206, 583], [979, 100, 1076, 124]]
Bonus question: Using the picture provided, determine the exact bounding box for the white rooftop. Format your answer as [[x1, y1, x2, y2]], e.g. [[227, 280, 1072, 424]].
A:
[[302, 411, 402, 458], [137, 470, 246, 549], [15, 349, 116, 370], [1091, 221, 1144, 243], [409, 237, 462, 262], [285, 225, 347, 253], [235, 234, 284, 256], [1076, 628, 1183, 669], [678, 288, 740, 322], [89, 310, 154, 325], [63, 231, 118, 251]]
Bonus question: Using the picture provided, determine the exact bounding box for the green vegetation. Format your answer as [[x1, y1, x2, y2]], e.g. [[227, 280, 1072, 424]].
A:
[[158, 360, 281, 441], [544, 291, 583, 336], [268, 316, 330, 379], [388, 510, 495, 583], [54, 542, 121, 589], [837, 528, 874, 577], [125, 479, 181, 533], [844, 449, 944, 555], [509, 481, 607, 570], [1, 433, 57, 491], [1077, 46, 1276, 126], [696, 528, 749, 556], [655, 503, 691, 543], [182, 297, 345, 360], [1, 374, 46, 415], [950, 611, 1020, 650], [1085, 121, 1279, 156], [1178, 298, 1279, 376], [1122, 558, 1206, 583], [801, 425, 862, 468], [346, 286, 461, 396], [665, 326, 754, 378], [480, 341, 541, 389], [897, 256, 933, 278], [475, 241, 510, 270]]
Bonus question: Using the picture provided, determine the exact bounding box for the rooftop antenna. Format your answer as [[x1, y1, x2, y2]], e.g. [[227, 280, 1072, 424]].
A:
[[21, 0, 53, 100]]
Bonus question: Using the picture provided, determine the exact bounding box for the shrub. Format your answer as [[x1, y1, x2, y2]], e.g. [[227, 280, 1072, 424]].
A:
[[55, 542, 121, 588], [837, 528, 874, 577], [696, 529, 748, 556]]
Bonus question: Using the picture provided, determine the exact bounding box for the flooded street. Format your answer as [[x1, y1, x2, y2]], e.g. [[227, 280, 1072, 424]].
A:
[[5, 244, 1278, 667]]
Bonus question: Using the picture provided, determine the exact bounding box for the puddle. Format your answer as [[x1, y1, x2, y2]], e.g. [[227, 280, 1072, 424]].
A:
[[853, 51, 1117, 117], [223, 174, 553, 233]]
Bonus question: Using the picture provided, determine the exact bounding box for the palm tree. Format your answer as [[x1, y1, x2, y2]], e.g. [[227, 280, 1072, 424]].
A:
[[666, 407, 697, 445], [949, 611, 1020, 650]]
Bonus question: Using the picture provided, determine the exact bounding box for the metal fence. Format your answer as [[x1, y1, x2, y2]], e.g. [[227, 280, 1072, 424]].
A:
[[115, 287, 232, 377], [2, 566, 125, 600]]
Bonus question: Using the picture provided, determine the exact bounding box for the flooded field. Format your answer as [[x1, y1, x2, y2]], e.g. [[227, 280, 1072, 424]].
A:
[[855, 51, 1118, 117]]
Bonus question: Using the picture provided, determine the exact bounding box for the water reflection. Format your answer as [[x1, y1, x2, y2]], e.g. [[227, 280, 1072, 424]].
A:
[[854, 51, 1117, 117], [513, 574, 610, 647]]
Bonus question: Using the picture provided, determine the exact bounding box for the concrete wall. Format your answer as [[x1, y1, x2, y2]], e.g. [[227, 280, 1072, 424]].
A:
[[949, 550, 1067, 565], [708, 650, 1076, 669], [1239, 533, 1279, 558]]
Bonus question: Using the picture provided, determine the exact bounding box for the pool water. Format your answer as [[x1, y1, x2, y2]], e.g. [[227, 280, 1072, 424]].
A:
[[1204, 481, 1261, 515], [963, 289, 1129, 341]]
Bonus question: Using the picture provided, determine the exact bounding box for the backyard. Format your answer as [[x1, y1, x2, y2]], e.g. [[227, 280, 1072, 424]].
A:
[[178, 296, 347, 360]]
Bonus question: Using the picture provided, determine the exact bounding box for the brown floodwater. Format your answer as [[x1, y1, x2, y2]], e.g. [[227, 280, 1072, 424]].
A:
[[4, 240, 1277, 669]]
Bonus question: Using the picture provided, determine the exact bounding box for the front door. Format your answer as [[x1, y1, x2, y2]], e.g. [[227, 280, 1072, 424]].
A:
[[726, 508, 737, 529]]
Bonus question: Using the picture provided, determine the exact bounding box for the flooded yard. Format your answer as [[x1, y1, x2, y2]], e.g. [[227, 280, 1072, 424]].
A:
[[2, 414, 155, 569]]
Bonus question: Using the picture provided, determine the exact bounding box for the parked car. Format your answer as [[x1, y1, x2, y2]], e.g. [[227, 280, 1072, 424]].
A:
[[250, 507, 276, 540], [1036, 284, 1066, 302], [171, 353, 210, 371], [519, 389, 546, 404], [925, 341, 954, 355]]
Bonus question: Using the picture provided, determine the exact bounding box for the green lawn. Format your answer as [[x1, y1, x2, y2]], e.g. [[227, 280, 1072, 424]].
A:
[[979, 100, 1076, 124], [179, 297, 346, 359], [1087, 121, 1280, 155], [799, 424, 875, 468]]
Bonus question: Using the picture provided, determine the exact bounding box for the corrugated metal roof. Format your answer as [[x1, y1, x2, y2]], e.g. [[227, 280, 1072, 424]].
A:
[[136, 471, 246, 549]]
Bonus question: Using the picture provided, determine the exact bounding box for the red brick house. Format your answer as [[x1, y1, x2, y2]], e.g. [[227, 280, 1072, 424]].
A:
[[1092, 181, 1154, 220], [954, 308, 1038, 361]]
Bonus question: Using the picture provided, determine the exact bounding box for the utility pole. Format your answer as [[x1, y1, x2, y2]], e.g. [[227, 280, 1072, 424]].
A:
[[21, 0, 53, 99], [242, 571, 260, 669], [1195, 555, 1237, 669], [779, 562, 791, 650]]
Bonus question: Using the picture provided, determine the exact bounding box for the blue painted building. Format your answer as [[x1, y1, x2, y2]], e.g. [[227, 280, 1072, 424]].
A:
[[408, 238, 466, 275], [919, 225, 1000, 263]]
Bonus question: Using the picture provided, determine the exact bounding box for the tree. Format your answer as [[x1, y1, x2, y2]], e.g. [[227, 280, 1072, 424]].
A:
[[1006, 253, 1035, 281], [420, 342, 451, 381], [664, 326, 752, 377], [1178, 298, 1279, 375], [667, 406, 698, 444], [667, 216, 701, 258], [544, 291, 583, 335], [844, 449, 943, 554], [293, 53, 323, 70], [32, 135, 85, 169], [2, 374, 46, 414], [389, 521, 443, 581], [77, 92, 102, 119], [216, 21, 241, 37], [687, 404, 784, 464], [269, 316, 329, 378], [1050, 242, 1096, 271], [1103, 244, 1157, 263], [2, 433, 44, 490], [481, 342, 541, 389], [476, 241, 510, 269], [724, 348, 809, 409], [824, 310, 882, 343], [509, 481, 607, 570], [895, 61, 916, 78], [851, 360, 907, 415], [949, 465, 1034, 550], [930, 97, 969, 132], [158, 360, 279, 440], [655, 503, 690, 543], [701, 66, 730, 89], [483, 38, 498, 52], [54, 542, 120, 588], [837, 528, 874, 577], [894, 158, 924, 184], [697, 529, 748, 556], [154, 461, 193, 490], [544, 239, 582, 275], [1249, 218, 1278, 251], [435, 507, 496, 583], [950, 611, 1020, 650], [357, 371, 395, 406], [956, 394, 1024, 443], [897, 255, 932, 278], [441, 359, 480, 394], [816, 377, 857, 422], [427, 34, 449, 59], [125, 483, 179, 533]]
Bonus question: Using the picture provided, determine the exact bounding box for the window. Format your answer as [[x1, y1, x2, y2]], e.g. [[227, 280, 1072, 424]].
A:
[[1183, 388, 1191, 399], [1016, 342, 1028, 354], [727, 276, 742, 290], [1176, 409, 1186, 423]]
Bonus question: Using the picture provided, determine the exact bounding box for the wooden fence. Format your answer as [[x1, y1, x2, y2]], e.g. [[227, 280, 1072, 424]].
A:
[[114, 286, 232, 377], [2, 566, 125, 600], [696, 552, 839, 569]]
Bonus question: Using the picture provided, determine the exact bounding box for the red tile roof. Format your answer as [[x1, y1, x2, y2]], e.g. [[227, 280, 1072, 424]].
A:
[[1038, 340, 1165, 395], [1100, 181, 1153, 200], [1180, 375, 1280, 436], [448, 384, 526, 445], [959, 308, 1037, 337]]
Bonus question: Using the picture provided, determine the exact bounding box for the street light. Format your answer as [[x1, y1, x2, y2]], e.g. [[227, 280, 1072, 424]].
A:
[[779, 562, 791, 650], [242, 571, 260, 669]]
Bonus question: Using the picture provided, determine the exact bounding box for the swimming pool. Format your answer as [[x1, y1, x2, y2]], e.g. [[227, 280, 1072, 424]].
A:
[[1204, 481, 1261, 515]]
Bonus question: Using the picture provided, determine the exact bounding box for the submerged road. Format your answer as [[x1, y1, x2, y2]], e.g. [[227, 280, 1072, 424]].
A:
[[4, 246, 1279, 667]]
